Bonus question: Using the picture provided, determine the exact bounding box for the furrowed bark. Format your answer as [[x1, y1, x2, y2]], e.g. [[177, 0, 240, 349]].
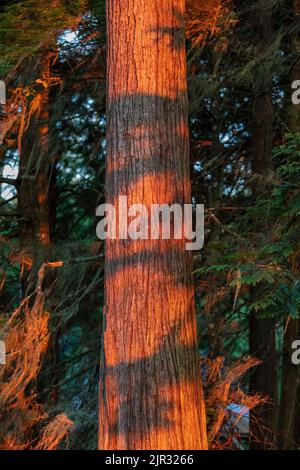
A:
[[99, 0, 208, 450]]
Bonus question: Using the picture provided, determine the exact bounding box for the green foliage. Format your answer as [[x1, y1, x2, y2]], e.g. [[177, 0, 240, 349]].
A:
[[196, 133, 300, 321], [0, 0, 87, 79]]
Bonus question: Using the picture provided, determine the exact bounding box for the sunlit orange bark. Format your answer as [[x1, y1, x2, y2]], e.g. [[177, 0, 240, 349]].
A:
[[99, 0, 208, 450]]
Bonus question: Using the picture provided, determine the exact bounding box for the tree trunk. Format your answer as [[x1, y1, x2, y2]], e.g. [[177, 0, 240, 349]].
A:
[[99, 0, 208, 450], [249, 315, 277, 449], [18, 54, 52, 249], [283, 0, 300, 450], [249, 3, 278, 450], [278, 320, 299, 449]]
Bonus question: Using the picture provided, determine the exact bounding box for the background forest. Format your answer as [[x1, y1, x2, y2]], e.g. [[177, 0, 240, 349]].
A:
[[0, 0, 300, 450]]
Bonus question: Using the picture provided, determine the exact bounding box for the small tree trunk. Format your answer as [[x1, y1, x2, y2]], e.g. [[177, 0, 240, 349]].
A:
[[249, 4, 278, 449], [280, 0, 300, 450], [249, 314, 277, 448], [278, 320, 299, 449], [99, 0, 207, 450], [18, 54, 52, 249]]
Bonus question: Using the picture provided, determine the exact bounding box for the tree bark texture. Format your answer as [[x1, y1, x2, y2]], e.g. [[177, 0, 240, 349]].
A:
[[99, 0, 208, 450]]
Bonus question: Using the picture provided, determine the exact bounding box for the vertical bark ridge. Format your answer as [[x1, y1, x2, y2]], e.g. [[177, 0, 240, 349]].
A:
[[99, 0, 207, 450]]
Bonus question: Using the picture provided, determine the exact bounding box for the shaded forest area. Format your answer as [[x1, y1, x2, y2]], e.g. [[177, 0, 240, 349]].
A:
[[0, 0, 300, 450]]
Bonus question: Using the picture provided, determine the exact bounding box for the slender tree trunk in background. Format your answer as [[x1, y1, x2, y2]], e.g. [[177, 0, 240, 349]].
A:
[[99, 0, 208, 450], [16, 52, 58, 404], [279, 321, 299, 449], [287, 0, 300, 450], [249, 315, 277, 449], [18, 54, 52, 251], [249, 4, 278, 450], [17, 52, 61, 404]]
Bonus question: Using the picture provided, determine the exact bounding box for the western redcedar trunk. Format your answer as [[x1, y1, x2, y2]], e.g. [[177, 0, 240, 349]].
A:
[[249, 4, 278, 450], [293, 0, 300, 449], [18, 54, 52, 249], [279, 0, 300, 450], [99, 0, 208, 450], [249, 100, 278, 449], [279, 321, 299, 449]]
